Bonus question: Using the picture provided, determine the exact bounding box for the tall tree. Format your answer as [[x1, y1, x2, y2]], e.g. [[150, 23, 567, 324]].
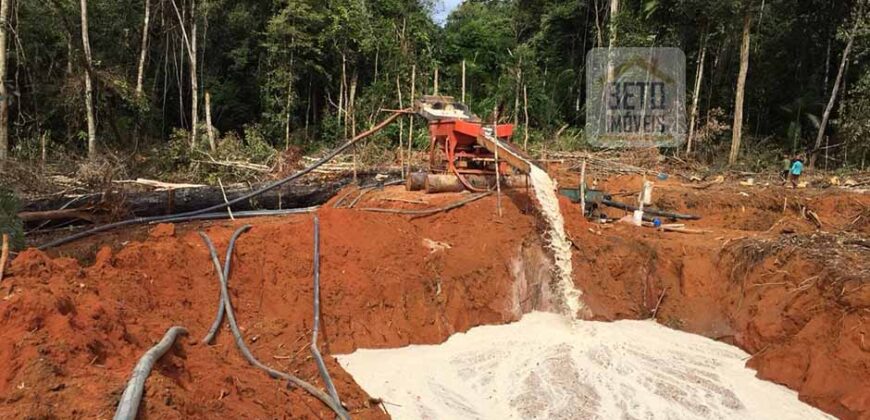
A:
[[135, 0, 152, 98], [729, 7, 752, 165], [811, 3, 864, 168], [686, 28, 708, 155], [0, 0, 10, 161], [80, 0, 98, 159], [171, 0, 198, 149]]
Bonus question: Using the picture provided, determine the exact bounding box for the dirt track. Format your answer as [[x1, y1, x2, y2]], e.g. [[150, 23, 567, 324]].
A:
[[0, 177, 868, 418]]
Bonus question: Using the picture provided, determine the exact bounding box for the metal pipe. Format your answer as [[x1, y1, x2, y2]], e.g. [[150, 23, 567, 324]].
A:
[[310, 215, 343, 407], [38, 110, 408, 250], [197, 229, 349, 419], [114, 326, 188, 420]]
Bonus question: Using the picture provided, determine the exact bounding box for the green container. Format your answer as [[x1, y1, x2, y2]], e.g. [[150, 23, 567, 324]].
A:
[[558, 187, 582, 203]]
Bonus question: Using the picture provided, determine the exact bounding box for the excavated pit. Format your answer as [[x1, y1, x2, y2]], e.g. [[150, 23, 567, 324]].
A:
[[0, 177, 867, 419]]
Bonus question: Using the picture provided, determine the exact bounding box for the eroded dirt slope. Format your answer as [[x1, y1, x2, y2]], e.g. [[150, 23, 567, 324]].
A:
[[0, 190, 538, 419], [565, 178, 870, 419]]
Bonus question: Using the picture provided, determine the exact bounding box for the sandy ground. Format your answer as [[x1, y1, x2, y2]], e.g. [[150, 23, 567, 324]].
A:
[[338, 312, 832, 419]]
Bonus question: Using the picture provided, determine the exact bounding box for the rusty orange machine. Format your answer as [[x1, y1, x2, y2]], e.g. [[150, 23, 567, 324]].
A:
[[415, 96, 530, 191]]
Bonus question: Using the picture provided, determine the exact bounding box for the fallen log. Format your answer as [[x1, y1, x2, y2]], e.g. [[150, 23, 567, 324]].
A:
[[18, 208, 98, 223], [113, 178, 206, 190], [20, 181, 346, 224]]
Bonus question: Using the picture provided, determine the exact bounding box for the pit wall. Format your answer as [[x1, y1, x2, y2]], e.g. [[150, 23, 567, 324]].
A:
[[0, 195, 548, 418], [570, 223, 869, 419]]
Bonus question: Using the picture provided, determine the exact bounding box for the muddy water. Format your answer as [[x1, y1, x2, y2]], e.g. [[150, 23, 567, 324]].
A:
[[338, 312, 833, 420]]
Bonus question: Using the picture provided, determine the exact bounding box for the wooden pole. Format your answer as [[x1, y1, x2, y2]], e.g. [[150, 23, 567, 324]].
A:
[[523, 84, 529, 150], [493, 107, 502, 218], [0, 0, 11, 161], [407, 65, 416, 175], [579, 159, 587, 217], [461, 59, 466, 103], [396, 75, 405, 178], [205, 91, 216, 152], [433, 66, 439, 96], [0, 233, 8, 284], [40, 132, 47, 164]]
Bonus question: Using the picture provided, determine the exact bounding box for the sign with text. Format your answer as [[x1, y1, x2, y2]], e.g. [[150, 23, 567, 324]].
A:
[[585, 48, 686, 148]]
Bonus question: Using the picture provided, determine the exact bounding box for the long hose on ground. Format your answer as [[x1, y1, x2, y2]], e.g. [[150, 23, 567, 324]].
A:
[[197, 227, 349, 419], [38, 110, 408, 250], [310, 215, 343, 407], [158, 207, 317, 226], [201, 225, 252, 344], [113, 326, 189, 420], [600, 199, 701, 220]]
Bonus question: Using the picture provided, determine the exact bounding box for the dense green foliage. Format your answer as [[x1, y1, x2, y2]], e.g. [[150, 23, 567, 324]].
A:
[[2, 0, 869, 168]]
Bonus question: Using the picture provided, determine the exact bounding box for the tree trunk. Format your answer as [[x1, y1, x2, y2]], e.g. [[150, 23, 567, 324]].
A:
[[729, 11, 752, 166], [433, 66, 439, 95], [523, 84, 529, 150], [67, 37, 73, 75], [811, 16, 859, 168], [340, 53, 347, 138], [686, 29, 708, 155], [80, 0, 98, 160], [135, 0, 151, 98], [205, 91, 215, 152], [189, 0, 198, 149], [461, 59, 466, 103], [0, 0, 10, 161], [396, 74, 404, 177], [609, 0, 619, 46], [407, 64, 415, 174], [593, 0, 603, 47], [513, 64, 521, 127], [21, 180, 350, 221], [284, 60, 293, 148], [349, 72, 357, 182]]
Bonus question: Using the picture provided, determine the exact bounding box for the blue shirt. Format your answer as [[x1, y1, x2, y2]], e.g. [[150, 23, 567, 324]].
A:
[[791, 160, 803, 175]]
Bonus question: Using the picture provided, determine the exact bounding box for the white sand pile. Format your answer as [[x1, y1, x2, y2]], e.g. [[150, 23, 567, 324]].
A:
[[338, 312, 832, 420]]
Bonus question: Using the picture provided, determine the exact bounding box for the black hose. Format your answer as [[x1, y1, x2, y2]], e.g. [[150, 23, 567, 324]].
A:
[[157, 207, 317, 225], [197, 228, 349, 419], [114, 326, 188, 420], [601, 199, 701, 220], [201, 225, 251, 344], [310, 215, 343, 408], [38, 110, 407, 250]]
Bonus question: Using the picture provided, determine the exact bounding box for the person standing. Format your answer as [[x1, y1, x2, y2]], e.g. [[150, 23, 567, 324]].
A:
[[780, 153, 792, 182], [789, 155, 804, 188]]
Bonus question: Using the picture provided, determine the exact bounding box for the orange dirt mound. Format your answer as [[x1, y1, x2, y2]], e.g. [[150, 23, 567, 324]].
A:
[[0, 188, 538, 418]]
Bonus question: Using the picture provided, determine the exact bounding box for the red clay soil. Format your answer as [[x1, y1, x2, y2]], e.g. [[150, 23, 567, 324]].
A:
[[564, 176, 870, 419], [2, 176, 868, 419], [0, 188, 538, 419]]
